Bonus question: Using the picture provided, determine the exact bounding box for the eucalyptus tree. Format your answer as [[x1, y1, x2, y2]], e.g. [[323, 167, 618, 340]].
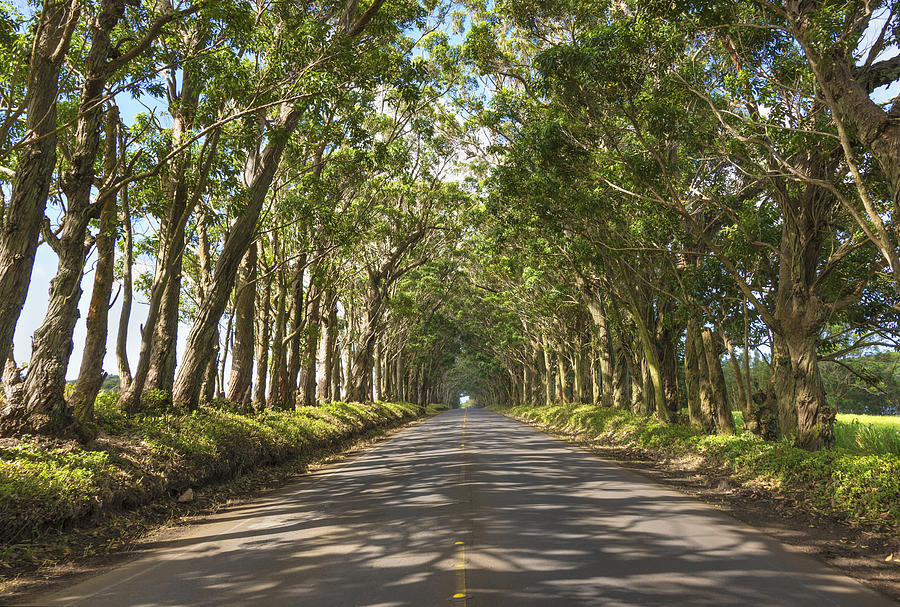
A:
[[739, 0, 900, 294], [343, 158, 469, 401], [459, 0, 895, 448], [0, 0, 197, 436], [167, 0, 431, 408], [0, 0, 81, 379]]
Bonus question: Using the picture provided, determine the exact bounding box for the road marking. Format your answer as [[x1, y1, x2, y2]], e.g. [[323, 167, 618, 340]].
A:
[[455, 409, 470, 602], [453, 541, 468, 601]]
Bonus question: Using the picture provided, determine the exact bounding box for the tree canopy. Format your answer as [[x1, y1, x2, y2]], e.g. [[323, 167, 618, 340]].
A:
[[0, 0, 898, 450]]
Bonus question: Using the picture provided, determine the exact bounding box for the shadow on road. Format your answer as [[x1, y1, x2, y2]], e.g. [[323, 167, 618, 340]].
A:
[[37, 408, 890, 607]]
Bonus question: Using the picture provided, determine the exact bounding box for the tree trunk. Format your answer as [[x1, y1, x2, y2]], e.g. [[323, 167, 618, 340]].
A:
[[586, 299, 613, 407], [655, 308, 680, 417], [722, 331, 754, 434], [813, 46, 900, 290], [694, 327, 716, 433], [218, 309, 231, 399], [625, 343, 642, 414], [201, 332, 219, 404], [611, 333, 627, 409], [268, 254, 288, 407], [172, 105, 304, 408], [556, 350, 568, 403], [2, 0, 132, 437], [297, 276, 321, 407], [115, 144, 133, 391], [0, 0, 79, 376], [285, 257, 306, 400], [542, 338, 555, 404], [144, 26, 208, 396], [70, 109, 119, 427], [317, 291, 336, 402], [226, 242, 256, 404], [144, 268, 182, 394], [348, 294, 380, 402], [702, 329, 734, 435], [770, 165, 837, 448], [572, 340, 585, 404], [684, 319, 704, 429], [331, 308, 342, 402], [253, 263, 272, 409]]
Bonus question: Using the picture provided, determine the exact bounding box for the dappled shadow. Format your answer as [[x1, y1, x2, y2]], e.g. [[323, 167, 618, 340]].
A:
[[34, 409, 891, 606]]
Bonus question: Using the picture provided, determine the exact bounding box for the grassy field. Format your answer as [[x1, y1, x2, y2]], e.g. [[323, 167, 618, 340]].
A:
[[495, 402, 900, 527], [0, 394, 426, 546], [732, 411, 900, 456]]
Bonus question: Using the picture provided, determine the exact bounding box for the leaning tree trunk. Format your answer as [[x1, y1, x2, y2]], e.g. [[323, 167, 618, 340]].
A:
[[226, 242, 256, 404], [0, 0, 78, 379], [631, 310, 672, 422], [15, 0, 133, 436], [20, 207, 97, 435], [810, 43, 900, 292], [172, 106, 304, 408]]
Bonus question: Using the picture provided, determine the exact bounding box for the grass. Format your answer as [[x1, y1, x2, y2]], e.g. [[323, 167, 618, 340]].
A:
[[493, 402, 900, 527], [0, 393, 425, 545], [732, 410, 900, 456]]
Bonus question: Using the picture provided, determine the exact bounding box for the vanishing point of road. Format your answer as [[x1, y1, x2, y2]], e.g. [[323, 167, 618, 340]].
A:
[[28, 408, 894, 606]]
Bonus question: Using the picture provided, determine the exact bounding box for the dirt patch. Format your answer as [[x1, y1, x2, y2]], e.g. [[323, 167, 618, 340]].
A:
[[541, 427, 900, 603], [0, 415, 432, 603]]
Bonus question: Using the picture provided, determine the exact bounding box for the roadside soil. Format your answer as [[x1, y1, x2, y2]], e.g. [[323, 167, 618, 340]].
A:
[[531, 423, 900, 603], [0, 414, 434, 603]]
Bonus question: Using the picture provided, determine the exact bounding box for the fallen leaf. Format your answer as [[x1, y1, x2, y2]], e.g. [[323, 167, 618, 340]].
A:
[[885, 553, 894, 562]]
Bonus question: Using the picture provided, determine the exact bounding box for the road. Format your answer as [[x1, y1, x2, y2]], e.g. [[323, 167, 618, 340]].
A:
[[28, 408, 894, 606]]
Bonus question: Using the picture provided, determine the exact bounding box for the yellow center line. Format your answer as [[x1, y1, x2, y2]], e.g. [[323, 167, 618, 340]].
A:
[[453, 541, 468, 601], [454, 409, 470, 601]]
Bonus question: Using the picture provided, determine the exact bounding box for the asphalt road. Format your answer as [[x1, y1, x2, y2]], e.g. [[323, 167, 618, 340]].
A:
[[27, 408, 894, 606]]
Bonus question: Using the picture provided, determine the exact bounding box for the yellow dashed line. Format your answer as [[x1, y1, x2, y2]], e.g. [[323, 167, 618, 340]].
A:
[[453, 541, 468, 601], [455, 409, 470, 601]]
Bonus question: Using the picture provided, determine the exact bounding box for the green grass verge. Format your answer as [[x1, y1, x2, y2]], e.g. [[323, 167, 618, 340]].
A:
[[494, 402, 900, 527], [0, 393, 424, 545]]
